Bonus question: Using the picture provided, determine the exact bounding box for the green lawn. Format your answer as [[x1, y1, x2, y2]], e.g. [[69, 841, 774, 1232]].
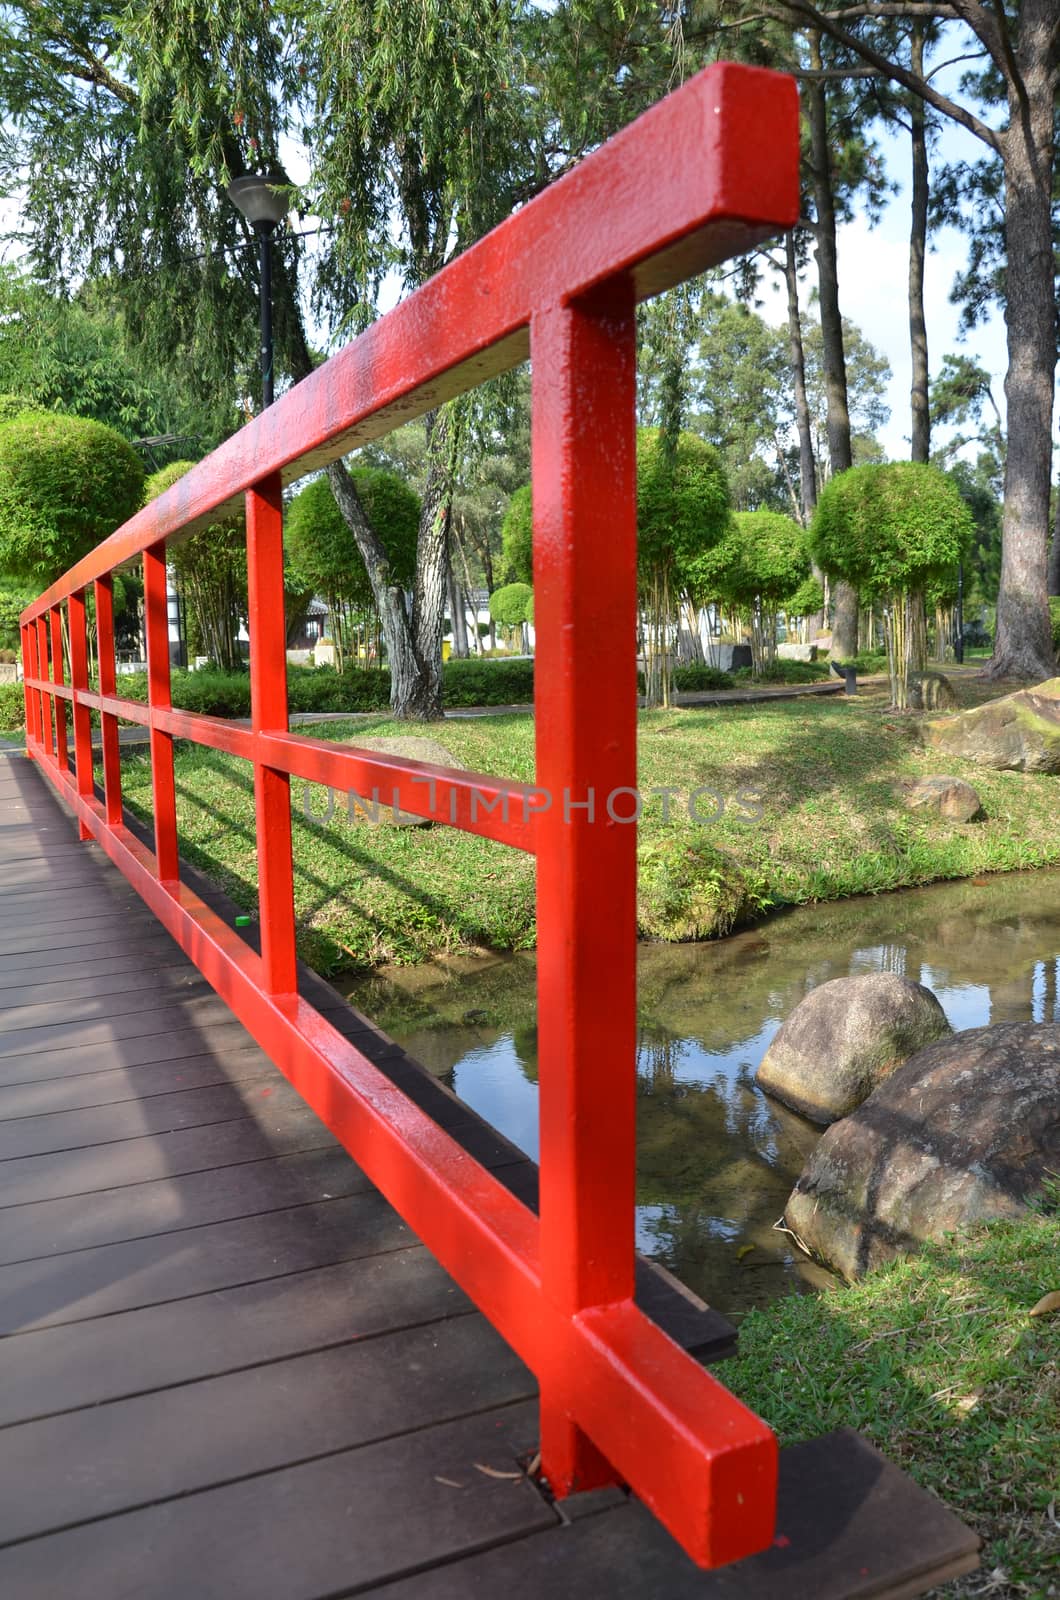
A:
[[114, 677, 1060, 971], [726, 1211, 1060, 1597]]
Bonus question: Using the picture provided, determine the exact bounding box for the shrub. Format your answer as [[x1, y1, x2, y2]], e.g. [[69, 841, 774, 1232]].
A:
[[489, 582, 533, 628], [731, 660, 830, 684], [443, 656, 534, 706], [0, 680, 25, 730], [636, 835, 767, 941], [500, 485, 532, 584], [0, 411, 145, 586], [662, 664, 735, 692], [1049, 597, 1060, 657]]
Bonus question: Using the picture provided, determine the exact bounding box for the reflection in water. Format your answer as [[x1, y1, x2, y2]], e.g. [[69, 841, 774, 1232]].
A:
[[347, 869, 1060, 1319]]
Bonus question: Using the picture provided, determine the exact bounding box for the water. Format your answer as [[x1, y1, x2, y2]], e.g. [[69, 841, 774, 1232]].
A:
[[346, 869, 1060, 1320]]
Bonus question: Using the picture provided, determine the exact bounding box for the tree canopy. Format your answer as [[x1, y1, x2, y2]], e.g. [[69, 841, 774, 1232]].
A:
[[500, 484, 532, 586], [810, 462, 973, 600]]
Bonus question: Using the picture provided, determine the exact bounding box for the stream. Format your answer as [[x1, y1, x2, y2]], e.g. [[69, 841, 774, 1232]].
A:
[[346, 868, 1060, 1319]]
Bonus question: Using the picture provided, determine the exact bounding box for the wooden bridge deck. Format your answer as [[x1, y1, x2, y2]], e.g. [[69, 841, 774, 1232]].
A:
[[0, 753, 979, 1599]]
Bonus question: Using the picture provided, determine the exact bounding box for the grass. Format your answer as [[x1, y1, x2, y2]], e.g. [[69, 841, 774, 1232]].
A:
[[725, 1211, 1060, 1597], [112, 670, 1060, 971]]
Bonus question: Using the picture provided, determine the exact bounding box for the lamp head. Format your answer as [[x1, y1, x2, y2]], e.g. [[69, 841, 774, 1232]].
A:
[[226, 174, 290, 230]]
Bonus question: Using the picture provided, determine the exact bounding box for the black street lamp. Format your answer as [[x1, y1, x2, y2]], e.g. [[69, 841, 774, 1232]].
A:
[[226, 175, 291, 410]]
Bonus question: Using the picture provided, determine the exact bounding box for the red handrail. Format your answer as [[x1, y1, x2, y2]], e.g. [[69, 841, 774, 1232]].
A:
[[21, 61, 799, 1568]]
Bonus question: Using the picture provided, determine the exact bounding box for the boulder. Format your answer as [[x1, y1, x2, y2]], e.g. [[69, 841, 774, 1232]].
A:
[[756, 973, 952, 1124], [900, 775, 982, 823], [342, 735, 465, 826], [909, 671, 959, 712], [784, 1022, 1060, 1279], [636, 836, 756, 942], [922, 677, 1060, 772], [777, 643, 818, 663]]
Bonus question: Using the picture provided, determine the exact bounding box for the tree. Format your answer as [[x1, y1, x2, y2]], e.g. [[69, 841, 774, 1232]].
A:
[[700, 511, 810, 673], [0, 411, 145, 587], [637, 427, 732, 708], [759, 0, 1059, 682], [285, 470, 419, 669], [811, 462, 975, 707], [489, 581, 534, 651], [500, 485, 533, 586]]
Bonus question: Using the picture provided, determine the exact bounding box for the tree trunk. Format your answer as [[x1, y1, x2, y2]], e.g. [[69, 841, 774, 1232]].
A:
[[807, 36, 858, 662], [784, 231, 817, 524], [446, 552, 468, 658], [908, 24, 930, 464], [989, 9, 1057, 680]]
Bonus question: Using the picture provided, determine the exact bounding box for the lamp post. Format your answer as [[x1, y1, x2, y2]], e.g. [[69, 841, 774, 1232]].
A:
[[225, 175, 291, 410]]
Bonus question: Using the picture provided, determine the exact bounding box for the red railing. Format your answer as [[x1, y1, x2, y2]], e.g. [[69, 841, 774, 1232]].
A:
[[21, 63, 798, 1568]]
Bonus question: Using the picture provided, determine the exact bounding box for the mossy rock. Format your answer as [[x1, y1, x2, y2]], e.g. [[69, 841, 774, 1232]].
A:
[[923, 677, 1060, 772], [636, 835, 759, 941]]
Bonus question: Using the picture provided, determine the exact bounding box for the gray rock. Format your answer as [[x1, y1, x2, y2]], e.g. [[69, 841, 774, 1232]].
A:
[[901, 775, 982, 823], [777, 643, 818, 663], [784, 1022, 1060, 1279], [923, 677, 1060, 772], [756, 973, 952, 1125], [341, 735, 465, 826], [909, 671, 959, 712]]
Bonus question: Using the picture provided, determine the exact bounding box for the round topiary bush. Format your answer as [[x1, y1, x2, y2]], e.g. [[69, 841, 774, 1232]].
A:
[[489, 582, 533, 628], [636, 835, 763, 941], [0, 411, 146, 586]]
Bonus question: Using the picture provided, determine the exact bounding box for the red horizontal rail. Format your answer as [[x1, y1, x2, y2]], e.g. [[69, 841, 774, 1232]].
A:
[[20, 61, 800, 1569]]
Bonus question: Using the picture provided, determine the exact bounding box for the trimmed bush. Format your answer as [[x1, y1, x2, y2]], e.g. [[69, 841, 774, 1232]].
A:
[[0, 411, 145, 586], [500, 485, 532, 584], [671, 664, 735, 692], [489, 582, 533, 628], [443, 657, 534, 706]]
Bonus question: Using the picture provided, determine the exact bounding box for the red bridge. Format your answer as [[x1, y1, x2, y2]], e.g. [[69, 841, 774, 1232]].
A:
[[6, 62, 977, 1597]]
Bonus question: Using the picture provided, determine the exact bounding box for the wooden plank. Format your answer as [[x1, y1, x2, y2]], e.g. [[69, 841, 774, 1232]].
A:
[[0, 974, 218, 1036], [0, 1246, 471, 1425], [0, 1076, 309, 1161], [0, 943, 191, 987], [0, 1043, 271, 1120], [0, 959, 211, 1009], [0, 1401, 552, 1600], [0, 1101, 336, 1206], [0, 1191, 414, 1333], [0, 1146, 367, 1265], [0, 1018, 262, 1083], [0, 1315, 533, 1545], [0, 913, 173, 953], [371, 1429, 980, 1600], [0, 994, 240, 1061]]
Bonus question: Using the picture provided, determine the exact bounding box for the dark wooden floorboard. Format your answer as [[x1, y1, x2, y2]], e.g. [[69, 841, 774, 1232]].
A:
[[0, 757, 977, 1598]]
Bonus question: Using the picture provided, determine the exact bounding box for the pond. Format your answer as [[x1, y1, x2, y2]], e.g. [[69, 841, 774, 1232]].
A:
[[346, 868, 1060, 1321]]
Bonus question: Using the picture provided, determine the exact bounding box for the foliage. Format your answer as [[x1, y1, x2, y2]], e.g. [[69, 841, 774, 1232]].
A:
[[0, 267, 230, 447], [488, 581, 533, 629], [786, 575, 824, 619], [701, 510, 809, 673], [0, 575, 34, 651], [0, 680, 25, 729], [0, 393, 46, 425], [811, 463, 973, 599], [500, 484, 533, 585], [636, 428, 732, 595], [686, 294, 792, 513], [145, 461, 246, 672], [0, 410, 145, 586], [285, 470, 420, 667], [1050, 597, 1060, 657]]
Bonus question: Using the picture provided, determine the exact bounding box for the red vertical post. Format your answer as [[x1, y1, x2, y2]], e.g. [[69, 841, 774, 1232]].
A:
[[530, 282, 640, 1495], [35, 615, 54, 762], [21, 624, 39, 751], [143, 542, 180, 882], [246, 472, 298, 995], [49, 606, 70, 773], [68, 589, 94, 840], [94, 577, 123, 827]]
